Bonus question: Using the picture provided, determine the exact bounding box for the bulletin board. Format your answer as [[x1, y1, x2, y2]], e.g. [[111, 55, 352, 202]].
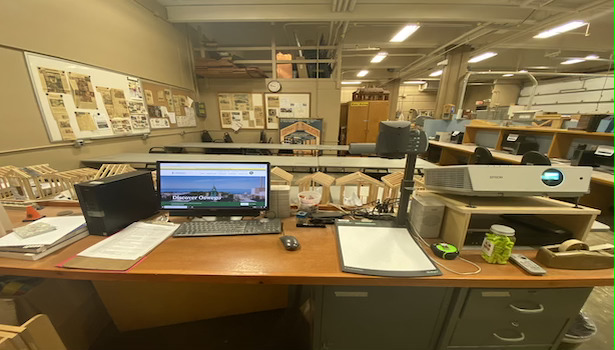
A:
[[25, 52, 150, 142], [141, 81, 197, 129], [264, 93, 311, 129], [217, 93, 266, 130]]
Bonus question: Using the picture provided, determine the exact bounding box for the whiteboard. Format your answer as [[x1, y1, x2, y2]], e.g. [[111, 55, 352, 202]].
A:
[[25, 52, 149, 142], [264, 93, 310, 129]]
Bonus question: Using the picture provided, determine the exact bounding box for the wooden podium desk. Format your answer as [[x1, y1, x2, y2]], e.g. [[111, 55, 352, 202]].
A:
[[1, 206, 612, 349], [1, 207, 611, 288]]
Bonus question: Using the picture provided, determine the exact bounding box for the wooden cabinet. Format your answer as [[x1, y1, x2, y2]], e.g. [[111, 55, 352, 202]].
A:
[[341, 101, 390, 144]]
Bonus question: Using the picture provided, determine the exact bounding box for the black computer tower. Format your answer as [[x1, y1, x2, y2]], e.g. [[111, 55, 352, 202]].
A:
[[75, 171, 159, 236]]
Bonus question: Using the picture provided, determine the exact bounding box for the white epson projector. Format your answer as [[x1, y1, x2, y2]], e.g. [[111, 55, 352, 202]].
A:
[[423, 165, 593, 197]]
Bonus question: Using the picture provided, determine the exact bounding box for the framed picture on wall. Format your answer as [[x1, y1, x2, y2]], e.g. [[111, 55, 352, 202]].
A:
[[217, 93, 265, 130]]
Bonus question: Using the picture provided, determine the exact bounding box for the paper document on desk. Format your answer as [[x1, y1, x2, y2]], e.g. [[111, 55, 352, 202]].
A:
[[78, 222, 177, 260], [0, 216, 86, 247], [335, 222, 441, 277]]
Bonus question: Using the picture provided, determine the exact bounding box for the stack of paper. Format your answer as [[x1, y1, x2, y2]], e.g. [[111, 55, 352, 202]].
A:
[[0, 216, 87, 261]]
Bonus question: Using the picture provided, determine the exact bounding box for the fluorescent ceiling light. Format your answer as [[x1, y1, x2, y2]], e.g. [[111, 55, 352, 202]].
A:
[[342, 81, 362, 85], [502, 74, 514, 77], [518, 70, 528, 73], [390, 25, 420, 42], [429, 70, 443, 77], [527, 66, 551, 69], [404, 80, 426, 84], [370, 52, 388, 63], [561, 58, 585, 65], [468, 52, 498, 63], [357, 70, 369, 77], [533, 21, 587, 39], [585, 54, 600, 60]]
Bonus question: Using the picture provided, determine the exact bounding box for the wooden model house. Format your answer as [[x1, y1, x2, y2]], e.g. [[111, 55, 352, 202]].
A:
[[381, 171, 404, 201], [296, 172, 335, 204], [335, 171, 385, 205], [94, 164, 136, 179], [270, 167, 293, 185]]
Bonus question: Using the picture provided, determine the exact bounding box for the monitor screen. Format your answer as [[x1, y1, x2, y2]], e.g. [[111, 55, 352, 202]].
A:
[[157, 162, 269, 215]]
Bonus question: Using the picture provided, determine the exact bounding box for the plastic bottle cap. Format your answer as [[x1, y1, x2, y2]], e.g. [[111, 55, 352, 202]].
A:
[[490, 224, 515, 236]]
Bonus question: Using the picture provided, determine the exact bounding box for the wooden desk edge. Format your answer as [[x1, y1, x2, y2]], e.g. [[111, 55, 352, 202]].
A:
[[0, 266, 610, 288]]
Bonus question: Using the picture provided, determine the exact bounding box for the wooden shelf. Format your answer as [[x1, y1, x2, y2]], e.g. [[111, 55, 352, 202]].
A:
[[464, 125, 613, 157], [464, 125, 613, 138], [420, 192, 600, 250]]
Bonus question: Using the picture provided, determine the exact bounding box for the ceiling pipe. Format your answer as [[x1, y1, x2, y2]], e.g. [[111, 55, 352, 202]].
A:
[[342, 0, 351, 12], [393, 24, 496, 81], [343, 53, 426, 57], [398, 0, 610, 83], [348, 0, 357, 12], [331, 0, 338, 12], [469, 0, 612, 59], [336, 0, 344, 12]]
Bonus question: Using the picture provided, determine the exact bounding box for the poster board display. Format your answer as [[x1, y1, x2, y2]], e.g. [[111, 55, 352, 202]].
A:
[[141, 81, 197, 129], [279, 118, 323, 145], [264, 93, 310, 129], [25, 52, 150, 142], [217, 93, 265, 130]]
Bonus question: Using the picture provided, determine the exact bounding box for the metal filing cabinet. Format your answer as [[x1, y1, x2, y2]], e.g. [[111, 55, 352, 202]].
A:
[[311, 286, 453, 350], [437, 288, 593, 350]]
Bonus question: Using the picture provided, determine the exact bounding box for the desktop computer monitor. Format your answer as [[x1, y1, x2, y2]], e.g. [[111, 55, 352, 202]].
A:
[[157, 161, 270, 217]]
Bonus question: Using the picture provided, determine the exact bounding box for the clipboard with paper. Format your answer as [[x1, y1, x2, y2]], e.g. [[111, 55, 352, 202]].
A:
[[59, 222, 178, 271]]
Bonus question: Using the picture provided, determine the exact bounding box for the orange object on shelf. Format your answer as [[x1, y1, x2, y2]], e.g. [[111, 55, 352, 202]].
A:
[[23, 206, 44, 222], [276, 52, 293, 79]]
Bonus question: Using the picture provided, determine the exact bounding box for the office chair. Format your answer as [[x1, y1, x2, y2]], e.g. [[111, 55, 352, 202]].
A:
[[521, 151, 551, 166], [468, 146, 494, 165], [259, 130, 268, 144], [223, 132, 234, 143], [253, 131, 272, 155], [148, 147, 166, 154], [201, 130, 214, 142]]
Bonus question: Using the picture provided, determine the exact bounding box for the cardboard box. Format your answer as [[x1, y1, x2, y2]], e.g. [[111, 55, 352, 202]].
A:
[[0, 279, 111, 350]]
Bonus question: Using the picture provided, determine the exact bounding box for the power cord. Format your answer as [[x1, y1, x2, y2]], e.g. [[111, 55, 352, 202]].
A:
[[412, 231, 482, 275]]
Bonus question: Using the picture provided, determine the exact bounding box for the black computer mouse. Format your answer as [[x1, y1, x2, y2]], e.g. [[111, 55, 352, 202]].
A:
[[279, 235, 300, 251]]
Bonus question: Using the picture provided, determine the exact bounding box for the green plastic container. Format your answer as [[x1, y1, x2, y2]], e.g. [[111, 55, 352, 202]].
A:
[[481, 224, 516, 264]]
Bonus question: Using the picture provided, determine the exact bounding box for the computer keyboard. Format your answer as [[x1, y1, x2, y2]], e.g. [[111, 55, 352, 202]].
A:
[[172, 219, 282, 237]]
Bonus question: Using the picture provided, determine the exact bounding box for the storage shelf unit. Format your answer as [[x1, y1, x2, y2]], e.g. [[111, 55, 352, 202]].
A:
[[418, 192, 600, 250], [462, 125, 613, 159]]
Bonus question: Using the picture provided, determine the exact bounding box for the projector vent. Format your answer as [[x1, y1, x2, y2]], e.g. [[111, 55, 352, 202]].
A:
[[424, 168, 471, 190]]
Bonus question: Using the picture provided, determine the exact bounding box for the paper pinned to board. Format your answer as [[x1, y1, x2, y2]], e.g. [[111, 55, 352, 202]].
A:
[[77, 222, 177, 261], [231, 120, 242, 131]]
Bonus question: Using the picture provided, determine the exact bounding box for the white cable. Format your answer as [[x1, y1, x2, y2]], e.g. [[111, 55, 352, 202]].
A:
[[413, 231, 482, 275]]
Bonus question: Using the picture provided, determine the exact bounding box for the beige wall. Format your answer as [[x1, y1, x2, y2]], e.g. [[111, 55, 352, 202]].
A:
[[0, 0, 200, 170], [491, 81, 522, 107], [398, 85, 437, 114], [199, 79, 341, 145], [341, 87, 356, 103], [462, 85, 493, 110]]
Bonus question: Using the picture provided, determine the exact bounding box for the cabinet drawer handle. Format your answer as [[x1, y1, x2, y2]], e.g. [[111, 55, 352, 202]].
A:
[[493, 331, 525, 342], [509, 303, 544, 313]]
